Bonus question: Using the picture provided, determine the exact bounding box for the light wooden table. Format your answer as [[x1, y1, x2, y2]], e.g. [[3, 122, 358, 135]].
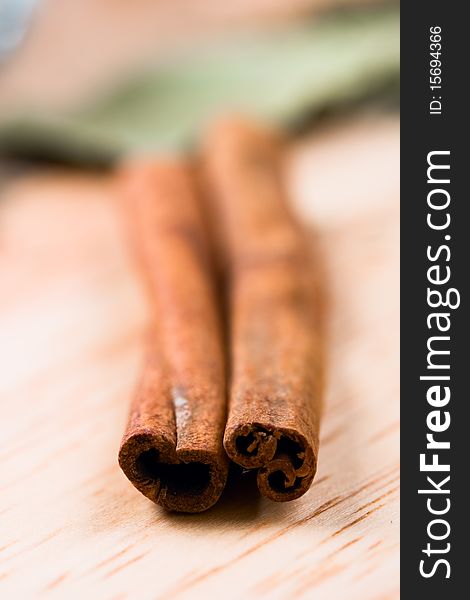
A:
[[0, 114, 399, 599]]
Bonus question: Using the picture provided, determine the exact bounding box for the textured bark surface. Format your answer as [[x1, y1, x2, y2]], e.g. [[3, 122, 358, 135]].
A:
[[203, 118, 323, 501], [117, 161, 228, 512]]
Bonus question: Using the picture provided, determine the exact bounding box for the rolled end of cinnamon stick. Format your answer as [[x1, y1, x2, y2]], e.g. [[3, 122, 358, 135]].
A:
[[224, 423, 317, 502], [119, 431, 228, 513], [118, 337, 229, 513]]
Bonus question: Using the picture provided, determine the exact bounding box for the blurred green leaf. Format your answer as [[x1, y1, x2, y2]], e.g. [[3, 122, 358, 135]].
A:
[[0, 6, 399, 165]]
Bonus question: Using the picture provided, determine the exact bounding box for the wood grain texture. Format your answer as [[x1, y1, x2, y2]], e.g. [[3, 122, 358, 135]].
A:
[[0, 114, 399, 599]]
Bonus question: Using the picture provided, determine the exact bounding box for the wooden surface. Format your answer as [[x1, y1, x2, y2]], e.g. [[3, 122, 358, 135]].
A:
[[0, 114, 399, 599]]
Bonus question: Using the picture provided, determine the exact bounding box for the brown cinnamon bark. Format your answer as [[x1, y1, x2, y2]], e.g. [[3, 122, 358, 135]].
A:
[[202, 118, 323, 502], [118, 160, 228, 512]]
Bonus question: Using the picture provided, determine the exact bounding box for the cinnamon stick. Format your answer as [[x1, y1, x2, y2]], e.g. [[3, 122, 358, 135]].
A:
[[118, 160, 228, 512], [202, 118, 323, 502]]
